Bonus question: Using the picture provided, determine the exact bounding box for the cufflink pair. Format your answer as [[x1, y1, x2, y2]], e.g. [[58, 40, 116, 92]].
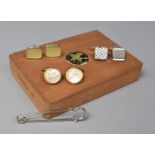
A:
[[43, 67, 84, 84], [26, 44, 61, 59], [94, 47, 126, 61]]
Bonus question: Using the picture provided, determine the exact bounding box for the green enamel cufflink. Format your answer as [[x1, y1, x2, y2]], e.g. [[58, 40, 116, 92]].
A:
[[66, 51, 89, 65]]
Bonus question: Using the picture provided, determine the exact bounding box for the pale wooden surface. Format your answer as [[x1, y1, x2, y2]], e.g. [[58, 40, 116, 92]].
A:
[[10, 30, 143, 113]]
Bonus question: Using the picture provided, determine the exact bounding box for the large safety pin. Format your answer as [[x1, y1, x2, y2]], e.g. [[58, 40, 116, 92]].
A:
[[16, 107, 88, 124]]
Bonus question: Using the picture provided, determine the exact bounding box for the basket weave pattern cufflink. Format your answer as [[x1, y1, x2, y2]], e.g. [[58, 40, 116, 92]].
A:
[[94, 47, 108, 60], [112, 48, 125, 61], [93, 46, 126, 61]]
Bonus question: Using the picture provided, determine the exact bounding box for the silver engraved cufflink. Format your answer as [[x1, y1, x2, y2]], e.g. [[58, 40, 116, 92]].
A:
[[94, 47, 108, 60], [112, 48, 126, 61], [92, 46, 126, 61]]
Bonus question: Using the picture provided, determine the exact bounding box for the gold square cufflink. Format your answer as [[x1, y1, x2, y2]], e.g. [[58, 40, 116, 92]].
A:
[[26, 45, 42, 59], [45, 44, 61, 58]]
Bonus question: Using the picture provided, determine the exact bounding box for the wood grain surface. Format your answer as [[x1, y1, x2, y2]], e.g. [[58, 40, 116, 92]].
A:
[[9, 30, 143, 113]]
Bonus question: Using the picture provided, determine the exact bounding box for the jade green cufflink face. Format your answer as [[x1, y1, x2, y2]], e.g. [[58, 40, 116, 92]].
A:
[[66, 51, 89, 65], [45, 44, 61, 58], [26, 45, 42, 59]]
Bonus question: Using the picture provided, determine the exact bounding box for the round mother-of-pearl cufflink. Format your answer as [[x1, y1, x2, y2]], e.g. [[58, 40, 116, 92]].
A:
[[44, 68, 62, 84], [66, 68, 84, 84]]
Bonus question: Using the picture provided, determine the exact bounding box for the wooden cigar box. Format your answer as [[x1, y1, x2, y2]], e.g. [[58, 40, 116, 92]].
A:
[[9, 30, 143, 113]]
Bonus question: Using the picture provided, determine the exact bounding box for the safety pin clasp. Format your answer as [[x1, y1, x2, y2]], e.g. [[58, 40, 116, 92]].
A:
[[16, 107, 88, 124]]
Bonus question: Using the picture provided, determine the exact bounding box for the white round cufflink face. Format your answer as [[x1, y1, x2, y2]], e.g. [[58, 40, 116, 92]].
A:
[[66, 68, 84, 84], [44, 68, 62, 84]]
